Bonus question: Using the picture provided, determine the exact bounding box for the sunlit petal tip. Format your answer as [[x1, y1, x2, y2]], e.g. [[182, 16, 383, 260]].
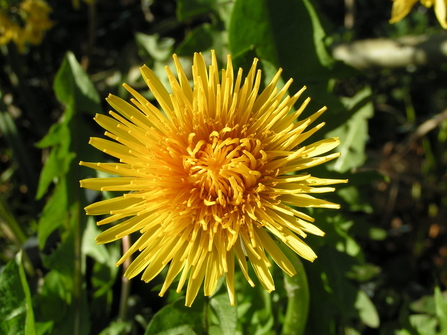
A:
[[80, 50, 345, 306]]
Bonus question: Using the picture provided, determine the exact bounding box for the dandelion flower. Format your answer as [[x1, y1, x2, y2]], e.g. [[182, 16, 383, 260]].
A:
[[0, 0, 53, 52], [390, 0, 447, 28], [80, 51, 347, 306]]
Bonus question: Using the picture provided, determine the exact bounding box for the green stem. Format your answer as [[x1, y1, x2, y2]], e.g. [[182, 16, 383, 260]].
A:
[[81, 1, 97, 70], [203, 296, 210, 335], [0, 194, 34, 276], [280, 244, 310, 335], [118, 235, 131, 321], [72, 201, 82, 335]]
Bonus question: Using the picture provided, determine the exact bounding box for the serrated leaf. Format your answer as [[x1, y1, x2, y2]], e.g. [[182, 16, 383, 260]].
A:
[[82, 217, 119, 298], [35, 271, 71, 324], [54, 52, 100, 114], [0, 251, 36, 335], [210, 294, 237, 335], [36, 122, 69, 149], [35, 124, 74, 199], [37, 179, 68, 249], [35, 269, 90, 335], [42, 232, 75, 277], [326, 86, 373, 173], [82, 217, 112, 264], [144, 297, 204, 335]]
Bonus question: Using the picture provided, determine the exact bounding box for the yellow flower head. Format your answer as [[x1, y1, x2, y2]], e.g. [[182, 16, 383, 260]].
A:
[[0, 14, 20, 46], [390, 0, 447, 28], [20, 0, 53, 45], [0, 0, 53, 52], [80, 51, 347, 306]]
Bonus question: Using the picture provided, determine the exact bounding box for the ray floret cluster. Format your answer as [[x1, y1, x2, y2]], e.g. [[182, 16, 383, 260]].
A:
[[390, 0, 447, 28], [80, 51, 347, 306]]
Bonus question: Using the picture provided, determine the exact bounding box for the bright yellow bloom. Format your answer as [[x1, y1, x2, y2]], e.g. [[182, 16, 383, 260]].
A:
[[80, 51, 347, 306], [0, 0, 53, 52], [20, 0, 53, 46], [0, 14, 20, 46], [390, 0, 447, 28]]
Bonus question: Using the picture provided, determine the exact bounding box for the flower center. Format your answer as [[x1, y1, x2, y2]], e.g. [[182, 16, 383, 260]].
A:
[[184, 133, 264, 207]]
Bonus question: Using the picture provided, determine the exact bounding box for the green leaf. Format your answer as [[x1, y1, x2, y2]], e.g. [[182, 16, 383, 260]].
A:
[[35, 321, 53, 335], [82, 217, 119, 322], [176, 24, 214, 56], [37, 179, 68, 249], [82, 217, 112, 264], [249, 289, 274, 335], [136, 33, 175, 62], [42, 231, 75, 277], [144, 297, 204, 335], [36, 122, 70, 149], [354, 290, 380, 328], [303, 237, 361, 334], [35, 271, 72, 324], [0, 251, 36, 335], [435, 287, 447, 333], [368, 227, 387, 241], [98, 321, 132, 335], [411, 290, 447, 314], [346, 264, 381, 282], [229, 0, 344, 113], [35, 109, 75, 200], [34, 50, 96, 335], [408, 315, 437, 335], [51, 289, 91, 335], [34, 270, 91, 335], [53, 52, 100, 114], [210, 294, 237, 335], [337, 186, 373, 213], [176, 0, 217, 21], [326, 86, 373, 172]]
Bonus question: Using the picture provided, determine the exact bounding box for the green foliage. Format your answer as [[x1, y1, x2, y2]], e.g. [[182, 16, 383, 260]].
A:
[[280, 246, 310, 335], [229, 0, 347, 113], [144, 297, 205, 335], [0, 251, 36, 335], [209, 294, 237, 335], [1, 1, 447, 335], [326, 86, 374, 173]]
